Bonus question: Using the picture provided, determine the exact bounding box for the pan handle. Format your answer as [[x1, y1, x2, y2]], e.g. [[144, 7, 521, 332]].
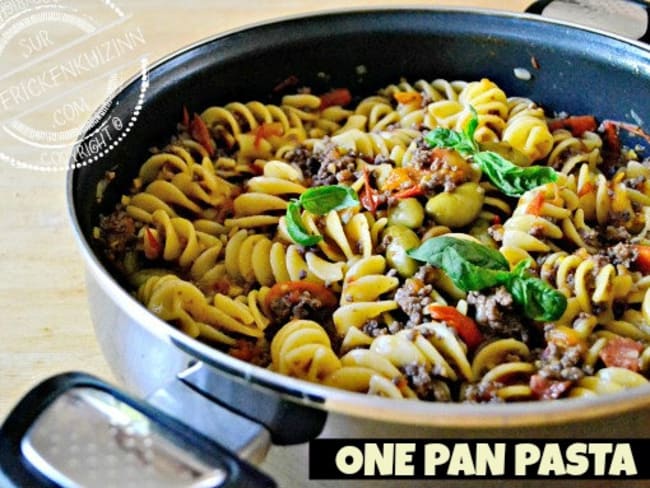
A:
[[0, 372, 276, 487], [526, 0, 650, 44]]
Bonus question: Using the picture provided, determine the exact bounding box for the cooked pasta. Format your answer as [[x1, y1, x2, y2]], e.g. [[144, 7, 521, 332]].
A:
[[96, 76, 650, 404]]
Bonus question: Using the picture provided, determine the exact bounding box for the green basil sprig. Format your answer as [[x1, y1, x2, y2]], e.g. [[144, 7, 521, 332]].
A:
[[424, 108, 557, 197], [286, 185, 359, 246], [407, 235, 567, 321]]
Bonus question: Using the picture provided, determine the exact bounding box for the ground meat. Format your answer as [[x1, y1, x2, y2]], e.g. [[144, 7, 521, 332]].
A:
[[403, 138, 471, 193], [607, 242, 638, 267], [466, 287, 531, 343], [268, 290, 325, 323], [535, 341, 585, 382], [290, 140, 359, 187], [285, 145, 321, 180], [461, 381, 504, 403], [604, 224, 632, 243], [579, 225, 601, 249], [625, 175, 646, 190], [393, 265, 438, 328], [361, 319, 389, 337], [98, 210, 137, 260], [401, 362, 451, 401]]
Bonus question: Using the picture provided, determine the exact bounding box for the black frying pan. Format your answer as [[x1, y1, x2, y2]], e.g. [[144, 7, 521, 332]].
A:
[[3, 3, 650, 487]]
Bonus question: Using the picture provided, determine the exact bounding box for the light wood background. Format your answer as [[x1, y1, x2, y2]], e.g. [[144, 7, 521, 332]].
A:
[[3, 1, 642, 487]]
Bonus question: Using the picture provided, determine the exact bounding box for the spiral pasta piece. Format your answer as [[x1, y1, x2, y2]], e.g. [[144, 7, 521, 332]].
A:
[[138, 274, 264, 345], [502, 97, 553, 163], [270, 319, 342, 382], [334, 255, 399, 336], [467, 338, 534, 401], [457, 78, 509, 143]]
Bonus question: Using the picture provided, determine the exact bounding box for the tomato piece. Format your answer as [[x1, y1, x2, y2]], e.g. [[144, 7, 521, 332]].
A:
[[547, 325, 582, 348], [602, 119, 650, 145], [599, 337, 643, 372], [382, 167, 420, 191], [229, 339, 256, 362], [632, 245, 650, 274], [272, 74, 299, 93], [529, 374, 572, 400], [525, 190, 545, 216], [190, 113, 215, 157], [428, 305, 483, 350], [319, 88, 352, 109], [601, 120, 621, 155], [392, 185, 425, 199], [360, 166, 379, 213], [143, 227, 161, 260], [265, 281, 338, 311], [254, 122, 284, 148], [577, 181, 595, 198], [393, 91, 422, 105], [548, 115, 597, 136]]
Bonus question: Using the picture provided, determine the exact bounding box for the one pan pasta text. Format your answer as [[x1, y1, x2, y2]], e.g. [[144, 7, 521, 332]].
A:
[[96, 77, 650, 402]]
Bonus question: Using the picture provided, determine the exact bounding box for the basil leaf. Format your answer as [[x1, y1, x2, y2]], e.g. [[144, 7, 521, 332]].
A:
[[423, 106, 558, 197], [473, 151, 558, 197], [286, 201, 322, 246], [505, 273, 568, 322], [408, 236, 567, 320], [407, 236, 510, 292], [299, 185, 359, 215], [424, 107, 478, 156], [463, 106, 479, 142], [408, 236, 509, 271], [424, 127, 476, 157], [436, 247, 510, 292]]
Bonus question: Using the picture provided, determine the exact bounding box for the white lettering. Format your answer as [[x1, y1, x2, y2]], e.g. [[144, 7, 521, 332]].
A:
[[364, 443, 393, 476], [565, 443, 589, 476], [448, 443, 475, 476], [538, 443, 566, 476], [589, 443, 613, 476], [394, 443, 416, 476], [515, 443, 540, 476], [335, 446, 363, 475], [424, 443, 450, 476], [477, 443, 506, 476], [609, 443, 637, 476]]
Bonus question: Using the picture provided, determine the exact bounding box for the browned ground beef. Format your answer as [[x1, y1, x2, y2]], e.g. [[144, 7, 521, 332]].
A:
[[466, 286, 531, 343], [361, 319, 388, 338], [607, 242, 638, 267], [393, 265, 438, 328], [462, 381, 503, 403], [535, 341, 585, 382], [288, 140, 358, 187], [401, 362, 451, 401], [269, 291, 325, 323], [99, 210, 137, 261], [404, 138, 470, 193]]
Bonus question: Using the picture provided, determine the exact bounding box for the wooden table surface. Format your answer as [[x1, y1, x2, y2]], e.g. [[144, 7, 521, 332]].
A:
[[3, 1, 640, 487]]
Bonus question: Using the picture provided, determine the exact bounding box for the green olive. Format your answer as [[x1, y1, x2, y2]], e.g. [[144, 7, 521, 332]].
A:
[[425, 182, 485, 228], [387, 197, 425, 229], [382, 224, 421, 278]]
